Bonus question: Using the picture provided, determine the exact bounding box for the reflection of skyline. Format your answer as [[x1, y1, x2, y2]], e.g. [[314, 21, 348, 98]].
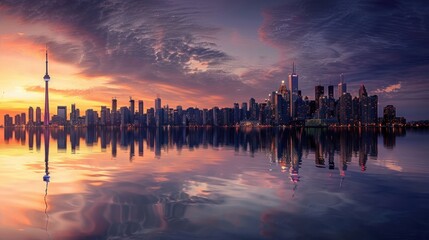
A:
[[0, 126, 426, 239], [3, 127, 406, 169]]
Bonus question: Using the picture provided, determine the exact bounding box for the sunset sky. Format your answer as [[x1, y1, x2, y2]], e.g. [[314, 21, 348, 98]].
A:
[[0, 0, 428, 121]]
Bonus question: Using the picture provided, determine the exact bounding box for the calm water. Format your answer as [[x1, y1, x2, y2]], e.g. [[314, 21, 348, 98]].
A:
[[0, 127, 428, 240]]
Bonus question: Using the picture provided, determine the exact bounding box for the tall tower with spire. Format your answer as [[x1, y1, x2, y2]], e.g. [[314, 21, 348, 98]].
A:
[[43, 47, 51, 126], [338, 73, 347, 97], [288, 62, 299, 118]]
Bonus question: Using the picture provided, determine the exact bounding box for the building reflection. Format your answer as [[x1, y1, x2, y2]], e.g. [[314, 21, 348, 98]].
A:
[[43, 128, 51, 237], [0, 126, 419, 239], [2, 127, 408, 171]]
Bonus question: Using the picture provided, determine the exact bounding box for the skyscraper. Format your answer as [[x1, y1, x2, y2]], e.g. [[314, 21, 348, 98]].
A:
[[112, 98, 117, 113], [155, 97, 161, 111], [138, 100, 144, 115], [57, 106, 67, 122], [155, 98, 162, 127], [328, 85, 334, 99], [233, 103, 240, 124], [36, 107, 42, 125], [20, 113, 26, 126], [359, 85, 368, 98], [43, 48, 50, 126], [28, 107, 34, 125], [338, 74, 347, 97], [70, 104, 77, 125], [383, 105, 396, 125], [288, 63, 298, 118], [129, 97, 135, 114], [315, 85, 324, 110], [339, 93, 352, 125]]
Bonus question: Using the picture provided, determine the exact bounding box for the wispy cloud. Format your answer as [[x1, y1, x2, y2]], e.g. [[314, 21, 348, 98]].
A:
[[374, 82, 401, 94]]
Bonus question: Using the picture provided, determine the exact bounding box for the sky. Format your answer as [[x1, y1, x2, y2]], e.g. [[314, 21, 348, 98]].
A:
[[0, 0, 428, 121]]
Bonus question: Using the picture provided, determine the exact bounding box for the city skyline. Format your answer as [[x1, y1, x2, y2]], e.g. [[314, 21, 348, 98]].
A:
[[1, 1, 428, 120]]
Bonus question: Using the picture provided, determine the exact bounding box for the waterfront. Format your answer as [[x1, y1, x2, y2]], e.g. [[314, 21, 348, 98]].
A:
[[0, 127, 428, 239]]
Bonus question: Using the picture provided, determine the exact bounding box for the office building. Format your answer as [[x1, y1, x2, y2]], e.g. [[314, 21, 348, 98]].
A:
[[36, 107, 41, 125], [138, 100, 144, 115], [288, 63, 298, 118], [315, 85, 324, 110], [338, 74, 347, 97], [328, 85, 334, 99], [57, 106, 67, 122], [28, 107, 34, 125], [383, 105, 396, 125]]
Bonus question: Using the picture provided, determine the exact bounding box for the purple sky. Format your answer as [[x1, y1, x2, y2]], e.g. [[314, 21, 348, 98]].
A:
[[0, 0, 428, 120]]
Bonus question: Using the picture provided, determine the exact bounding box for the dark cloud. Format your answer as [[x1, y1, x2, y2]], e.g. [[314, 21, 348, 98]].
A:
[[1, 0, 251, 103], [259, 0, 429, 99]]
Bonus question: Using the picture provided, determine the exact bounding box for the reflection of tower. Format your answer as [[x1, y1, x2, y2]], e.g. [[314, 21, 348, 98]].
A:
[[130, 130, 135, 161], [155, 127, 161, 158], [112, 128, 118, 157], [43, 48, 51, 126], [43, 128, 51, 237], [43, 128, 50, 182]]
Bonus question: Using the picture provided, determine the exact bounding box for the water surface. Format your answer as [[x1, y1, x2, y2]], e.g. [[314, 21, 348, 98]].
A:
[[0, 127, 428, 239]]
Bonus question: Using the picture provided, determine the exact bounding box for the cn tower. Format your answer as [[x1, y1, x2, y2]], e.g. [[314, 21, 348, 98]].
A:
[[43, 47, 50, 126]]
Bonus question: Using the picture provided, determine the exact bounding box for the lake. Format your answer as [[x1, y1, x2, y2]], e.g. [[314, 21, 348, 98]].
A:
[[0, 127, 428, 239]]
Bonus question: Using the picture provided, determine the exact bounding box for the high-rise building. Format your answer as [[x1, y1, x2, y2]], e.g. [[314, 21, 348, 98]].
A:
[[383, 105, 396, 125], [4, 114, 13, 127], [20, 113, 26, 126], [85, 109, 95, 126], [249, 98, 258, 120], [328, 85, 334, 99], [28, 107, 34, 125], [233, 103, 240, 124], [129, 97, 135, 114], [338, 74, 347, 97], [213, 107, 220, 126], [112, 98, 117, 112], [138, 100, 144, 115], [155, 98, 162, 126], [315, 85, 324, 110], [360, 94, 378, 125], [339, 93, 352, 125], [111, 98, 118, 126], [288, 63, 298, 118], [155, 98, 161, 112], [278, 80, 288, 96], [70, 104, 77, 125], [15, 114, 21, 126], [359, 85, 368, 98], [36, 107, 42, 125], [274, 93, 288, 125], [43, 48, 51, 126], [241, 102, 248, 120], [100, 106, 107, 126], [57, 106, 67, 121]]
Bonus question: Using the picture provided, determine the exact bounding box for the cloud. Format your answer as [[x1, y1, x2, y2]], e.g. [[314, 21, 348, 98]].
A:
[[0, 0, 251, 106], [374, 82, 401, 94], [258, 0, 429, 91]]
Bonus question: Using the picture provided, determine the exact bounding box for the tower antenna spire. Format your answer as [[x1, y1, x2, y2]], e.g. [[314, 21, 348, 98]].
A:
[[45, 45, 48, 75], [43, 43, 51, 126], [292, 62, 295, 74], [44, 45, 50, 80]]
